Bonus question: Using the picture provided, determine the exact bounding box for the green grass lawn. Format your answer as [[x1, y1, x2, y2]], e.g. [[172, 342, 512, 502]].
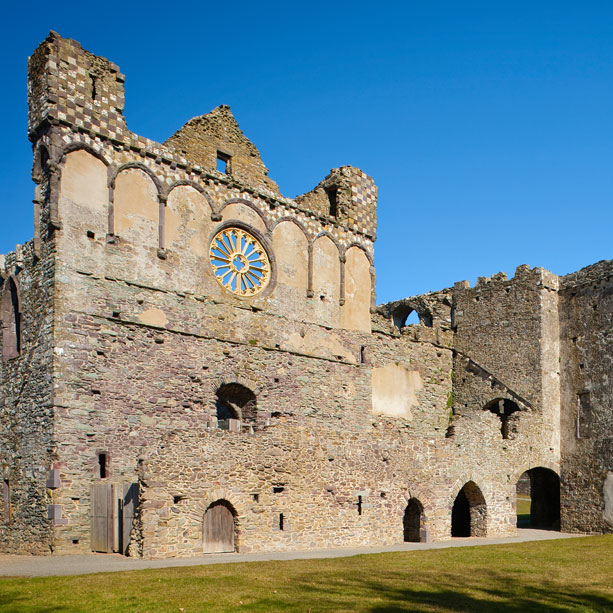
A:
[[516, 496, 531, 525], [1, 536, 611, 612]]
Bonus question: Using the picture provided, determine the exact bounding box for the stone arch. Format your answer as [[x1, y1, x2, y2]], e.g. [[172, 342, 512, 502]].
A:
[[189, 489, 247, 553], [312, 231, 342, 256], [340, 245, 371, 332], [59, 142, 112, 168], [59, 149, 109, 236], [484, 398, 521, 439], [166, 180, 215, 213], [270, 216, 309, 237], [311, 234, 342, 324], [214, 381, 259, 431], [342, 241, 374, 267], [219, 198, 269, 234], [1, 276, 21, 361], [451, 480, 487, 537], [391, 302, 433, 329], [515, 467, 560, 530], [165, 184, 213, 258], [272, 219, 309, 294], [110, 162, 163, 194], [112, 166, 160, 245], [403, 498, 424, 542], [203, 499, 238, 553], [208, 221, 277, 298]]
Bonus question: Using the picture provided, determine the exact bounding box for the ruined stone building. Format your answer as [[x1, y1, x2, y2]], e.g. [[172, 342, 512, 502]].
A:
[[1, 32, 611, 557]]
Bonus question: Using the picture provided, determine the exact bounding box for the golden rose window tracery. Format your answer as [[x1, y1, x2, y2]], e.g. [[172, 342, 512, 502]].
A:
[[209, 227, 271, 296]]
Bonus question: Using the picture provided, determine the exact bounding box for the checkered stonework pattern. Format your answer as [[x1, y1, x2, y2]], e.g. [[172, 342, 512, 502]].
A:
[[346, 168, 378, 239], [28, 32, 127, 142], [28, 32, 378, 245]]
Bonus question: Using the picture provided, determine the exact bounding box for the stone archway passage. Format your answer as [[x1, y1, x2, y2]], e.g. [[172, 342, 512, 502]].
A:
[[403, 498, 424, 542], [203, 500, 236, 553], [517, 468, 560, 530], [451, 481, 487, 537]]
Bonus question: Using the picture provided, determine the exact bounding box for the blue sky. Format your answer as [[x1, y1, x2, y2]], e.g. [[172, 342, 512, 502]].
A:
[[1, 1, 612, 303]]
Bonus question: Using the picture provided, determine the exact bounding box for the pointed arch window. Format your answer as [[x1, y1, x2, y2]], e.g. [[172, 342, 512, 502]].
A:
[[1, 277, 21, 361]]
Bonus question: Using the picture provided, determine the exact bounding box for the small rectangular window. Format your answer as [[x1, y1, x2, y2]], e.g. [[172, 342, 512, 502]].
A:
[[273, 486, 284, 494], [326, 187, 338, 217], [216, 151, 231, 174]]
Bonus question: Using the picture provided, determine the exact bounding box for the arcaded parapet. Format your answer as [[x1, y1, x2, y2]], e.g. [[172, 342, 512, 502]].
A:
[[0, 242, 56, 554], [559, 259, 613, 533], [164, 105, 281, 196]]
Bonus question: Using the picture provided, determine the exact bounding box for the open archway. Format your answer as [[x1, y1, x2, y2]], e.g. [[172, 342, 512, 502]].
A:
[[215, 383, 257, 430], [516, 468, 560, 529], [1, 277, 21, 361], [451, 481, 487, 537], [203, 499, 237, 553], [403, 498, 424, 542]]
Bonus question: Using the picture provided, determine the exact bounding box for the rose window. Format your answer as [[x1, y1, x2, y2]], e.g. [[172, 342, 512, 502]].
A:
[[209, 227, 271, 296]]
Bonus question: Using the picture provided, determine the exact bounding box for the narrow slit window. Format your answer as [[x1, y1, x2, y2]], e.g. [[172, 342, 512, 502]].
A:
[[98, 453, 108, 479], [279, 513, 284, 530], [357, 495, 363, 516], [90, 74, 98, 100], [360, 346, 367, 364]]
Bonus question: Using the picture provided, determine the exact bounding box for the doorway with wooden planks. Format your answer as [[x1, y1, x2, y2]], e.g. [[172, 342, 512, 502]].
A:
[[203, 499, 237, 553], [90, 482, 138, 555]]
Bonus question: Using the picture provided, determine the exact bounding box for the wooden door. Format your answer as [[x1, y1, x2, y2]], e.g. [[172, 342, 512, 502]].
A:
[[203, 502, 235, 553], [119, 483, 138, 555], [91, 483, 113, 552]]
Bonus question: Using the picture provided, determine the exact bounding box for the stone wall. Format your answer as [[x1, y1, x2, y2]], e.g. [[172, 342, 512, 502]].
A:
[[0, 242, 55, 553], [559, 260, 613, 533]]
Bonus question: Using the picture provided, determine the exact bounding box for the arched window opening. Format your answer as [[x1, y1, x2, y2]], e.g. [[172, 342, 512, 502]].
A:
[[516, 468, 560, 530], [484, 398, 520, 439], [203, 499, 237, 553], [451, 481, 487, 537], [391, 305, 433, 329], [403, 498, 424, 542], [215, 383, 257, 431], [1, 278, 21, 361]]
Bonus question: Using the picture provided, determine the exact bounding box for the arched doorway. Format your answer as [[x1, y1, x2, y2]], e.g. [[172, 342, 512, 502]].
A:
[[451, 481, 487, 537], [516, 468, 560, 529], [403, 498, 424, 542], [203, 500, 236, 553]]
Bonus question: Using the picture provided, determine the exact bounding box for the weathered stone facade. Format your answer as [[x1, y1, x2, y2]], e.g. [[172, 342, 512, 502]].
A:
[[0, 32, 610, 557]]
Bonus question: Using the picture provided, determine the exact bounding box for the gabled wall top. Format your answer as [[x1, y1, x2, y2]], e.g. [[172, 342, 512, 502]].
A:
[[165, 105, 280, 195]]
